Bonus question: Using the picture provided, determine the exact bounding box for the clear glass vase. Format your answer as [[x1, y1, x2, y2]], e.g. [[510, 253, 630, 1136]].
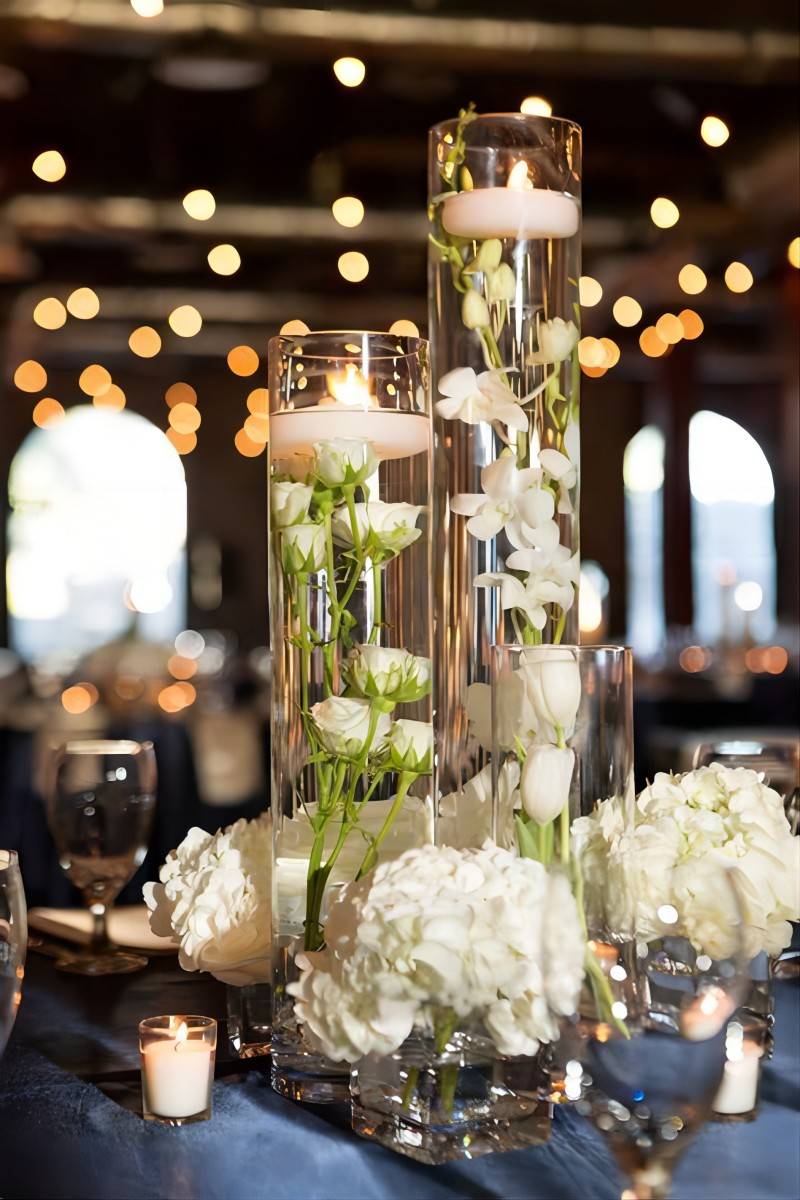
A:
[[429, 111, 582, 809], [226, 982, 271, 1059], [268, 331, 434, 1102], [351, 1027, 551, 1164]]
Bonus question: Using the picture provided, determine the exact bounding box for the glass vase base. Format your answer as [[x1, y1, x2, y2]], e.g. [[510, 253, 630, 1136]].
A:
[[270, 1055, 350, 1104], [351, 1098, 552, 1164]]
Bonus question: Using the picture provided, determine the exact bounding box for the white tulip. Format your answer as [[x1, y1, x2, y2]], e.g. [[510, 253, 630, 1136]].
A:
[[347, 645, 431, 703], [313, 437, 378, 487], [521, 745, 575, 825], [387, 719, 433, 772], [281, 523, 326, 574], [311, 696, 391, 758], [462, 288, 490, 330], [520, 647, 582, 740], [528, 317, 579, 365], [271, 480, 313, 527]]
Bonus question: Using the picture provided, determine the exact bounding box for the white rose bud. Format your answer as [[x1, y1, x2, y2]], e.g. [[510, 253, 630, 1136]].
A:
[[462, 289, 491, 330], [281, 523, 326, 574], [332, 501, 423, 557], [387, 719, 433, 773], [313, 437, 378, 487], [528, 317, 579, 366], [271, 480, 313, 527], [487, 262, 516, 304], [311, 696, 391, 758], [346, 645, 431, 703], [521, 744, 575, 825]]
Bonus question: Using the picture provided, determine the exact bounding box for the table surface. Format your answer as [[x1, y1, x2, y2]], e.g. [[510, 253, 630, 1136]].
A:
[[1, 951, 799, 1200]]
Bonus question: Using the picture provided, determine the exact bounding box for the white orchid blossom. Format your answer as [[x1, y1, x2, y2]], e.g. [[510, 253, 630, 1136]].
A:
[[436, 367, 555, 437], [450, 455, 559, 550], [527, 317, 579, 366], [475, 569, 575, 631]]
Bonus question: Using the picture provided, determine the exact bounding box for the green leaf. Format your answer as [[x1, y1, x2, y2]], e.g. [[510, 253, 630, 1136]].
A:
[[515, 813, 540, 860]]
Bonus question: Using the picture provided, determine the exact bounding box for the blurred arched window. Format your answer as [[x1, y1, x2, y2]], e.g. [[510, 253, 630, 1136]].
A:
[[689, 410, 776, 643], [624, 424, 666, 658], [7, 406, 187, 664]]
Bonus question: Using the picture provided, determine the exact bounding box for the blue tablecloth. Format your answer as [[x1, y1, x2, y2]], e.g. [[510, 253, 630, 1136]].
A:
[[1, 953, 798, 1200]]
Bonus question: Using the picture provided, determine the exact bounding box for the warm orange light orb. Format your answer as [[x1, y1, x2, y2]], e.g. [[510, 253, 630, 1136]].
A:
[[14, 360, 47, 393], [33, 297, 67, 330], [129, 326, 162, 357], [227, 345, 260, 377]]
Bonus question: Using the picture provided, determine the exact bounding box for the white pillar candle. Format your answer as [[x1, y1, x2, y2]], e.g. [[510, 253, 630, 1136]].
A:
[[142, 1029, 214, 1119], [713, 1042, 762, 1115], [442, 187, 579, 241], [270, 407, 429, 461]]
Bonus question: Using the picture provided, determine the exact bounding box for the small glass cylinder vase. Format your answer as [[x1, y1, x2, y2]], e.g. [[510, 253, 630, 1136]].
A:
[[268, 332, 435, 1102], [226, 982, 271, 1059], [491, 645, 636, 1026], [429, 112, 582, 811], [351, 1026, 551, 1165]]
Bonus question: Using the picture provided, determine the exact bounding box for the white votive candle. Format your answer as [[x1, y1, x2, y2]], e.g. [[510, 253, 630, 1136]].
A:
[[270, 407, 430, 461], [713, 1041, 762, 1116], [442, 187, 579, 241], [140, 1017, 216, 1122]]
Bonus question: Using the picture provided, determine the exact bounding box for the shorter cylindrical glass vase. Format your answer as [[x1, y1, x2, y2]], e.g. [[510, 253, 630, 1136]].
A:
[[351, 1026, 551, 1164], [139, 1015, 216, 1125], [226, 982, 271, 1059]]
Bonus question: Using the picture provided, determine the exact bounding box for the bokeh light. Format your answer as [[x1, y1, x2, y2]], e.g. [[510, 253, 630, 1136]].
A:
[[338, 251, 369, 282], [331, 196, 365, 228], [32, 398, 65, 428], [131, 0, 164, 15], [650, 197, 680, 228], [247, 387, 269, 413], [175, 629, 205, 659], [207, 244, 241, 275], [678, 309, 704, 340], [655, 313, 683, 345], [32, 150, 66, 182], [244, 413, 270, 444], [94, 383, 126, 411], [158, 682, 195, 713], [788, 237, 800, 269], [520, 96, 552, 116], [639, 326, 668, 357], [280, 319, 310, 336], [166, 428, 197, 455], [165, 382, 197, 408], [333, 57, 366, 87], [579, 276, 603, 306], [79, 364, 112, 397], [235, 428, 264, 457], [227, 345, 260, 377], [599, 337, 620, 368], [33, 297, 67, 330], [182, 189, 216, 221], [168, 304, 203, 336], [128, 326, 162, 357], [389, 319, 420, 337], [168, 654, 198, 680], [61, 683, 98, 714], [734, 580, 762, 611], [612, 296, 642, 327], [679, 645, 711, 673], [169, 402, 202, 434], [14, 360, 47, 392], [66, 287, 100, 319], [127, 575, 173, 613], [724, 261, 753, 293], [580, 363, 607, 379], [678, 264, 707, 295], [578, 337, 605, 368], [700, 115, 730, 147]]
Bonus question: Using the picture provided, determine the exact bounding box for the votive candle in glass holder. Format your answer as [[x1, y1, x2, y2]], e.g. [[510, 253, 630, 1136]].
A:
[[139, 1015, 216, 1125], [712, 1017, 766, 1123]]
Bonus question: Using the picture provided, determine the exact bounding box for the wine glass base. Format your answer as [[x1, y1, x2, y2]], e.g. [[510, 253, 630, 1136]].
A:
[[56, 950, 149, 976]]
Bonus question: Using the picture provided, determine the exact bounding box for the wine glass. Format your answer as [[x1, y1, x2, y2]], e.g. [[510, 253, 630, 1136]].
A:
[[692, 737, 800, 833], [46, 740, 157, 975], [0, 850, 27, 1059], [555, 864, 748, 1200]]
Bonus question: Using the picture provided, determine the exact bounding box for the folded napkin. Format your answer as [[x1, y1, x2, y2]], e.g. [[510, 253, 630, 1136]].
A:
[[28, 904, 178, 953]]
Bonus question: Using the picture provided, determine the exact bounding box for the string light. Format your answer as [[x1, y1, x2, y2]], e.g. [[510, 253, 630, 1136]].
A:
[[234, 428, 264, 457], [94, 384, 126, 412], [788, 238, 800, 269], [520, 96, 552, 117], [128, 326, 162, 357], [165, 382, 197, 408], [338, 251, 369, 282], [389, 319, 420, 337], [247, 387, 269, 413], [280, 319, 310, 336], [678, 264, 707, 295], [32, 150, 66, 182], [66, 287, 100, 319], [700, 115, 730, 147], [79, 364, 112, 397], [650, 197, 680, 229], [207, 244, 241, 275], [612, 296, 642, 327], [579, 276, 603, 307], [244, 413, 270, 444], [130, 0, 164, 15], [182, 189, 216, 221], [166, 428, 197, 455], [724, 261, 753, 293], [158, 682, 195, 713], [33, 297, 67, 330], [333, 57, 366, 87], [168, 305, 202, 336], [169, 402, 201, 434], [655, 313, 683, 345], [32, 398, 64, 428], [227, 345, 260, 377], [331, 196, 365, 228], [639, 326, 668, 357], [678, 309, 704, 340], [14, 360, 47, 392]]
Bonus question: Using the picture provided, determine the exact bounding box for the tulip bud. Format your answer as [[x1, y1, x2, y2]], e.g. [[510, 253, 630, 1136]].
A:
[[462, 289, 490, 330], [521, 745, 575, 825]]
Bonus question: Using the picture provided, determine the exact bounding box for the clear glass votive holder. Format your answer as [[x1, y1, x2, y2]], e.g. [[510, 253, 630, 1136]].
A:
[[711, 1016, 766, 1124], [139, 1015, 217, 1125]]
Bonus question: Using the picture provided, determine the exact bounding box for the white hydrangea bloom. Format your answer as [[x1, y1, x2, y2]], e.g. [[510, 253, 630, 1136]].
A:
[[143, 814, 271, 986]]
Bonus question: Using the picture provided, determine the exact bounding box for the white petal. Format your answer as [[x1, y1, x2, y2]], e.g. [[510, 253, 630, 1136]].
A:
[[539, 449, 573, 480], [531, 520, 561, 552], [438, 366, 478, 399], [467, 509, 507, 539], [450, 492, 486, 517], [481, 456, 518, 501]]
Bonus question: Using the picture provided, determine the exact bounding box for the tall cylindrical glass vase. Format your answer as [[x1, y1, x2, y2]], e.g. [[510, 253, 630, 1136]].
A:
[[429, 111, 582, 823], [268, 332, 434, 1102]]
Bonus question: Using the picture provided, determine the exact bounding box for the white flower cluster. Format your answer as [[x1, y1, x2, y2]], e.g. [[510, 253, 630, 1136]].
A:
[[289, 840, 586, 1062], [144, 814, 271, 986], [573, 764, 800, 961]]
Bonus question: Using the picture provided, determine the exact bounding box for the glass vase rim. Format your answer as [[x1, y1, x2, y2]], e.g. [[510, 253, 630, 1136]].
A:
[[430, 112, 582, 141], [492, 642, 631, 655], [139, 1015, 217, 1032], [57, 738, 154, 757], [0, 849, 19, 871], [269, 330, 429, 364]]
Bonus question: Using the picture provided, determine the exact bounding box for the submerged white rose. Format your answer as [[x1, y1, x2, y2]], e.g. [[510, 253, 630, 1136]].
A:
[[387, 719, 433, 773], [313, 437, 378, 487], [143, 814, 271, 986], [528, 317, 579, 365], [281, 523, 325, 574], [310, 696, 391, 758], [271, 480, 313, 527], [521, 744, 575, 825], [346, 644, 431, 703], [331, 500, 423, 557]]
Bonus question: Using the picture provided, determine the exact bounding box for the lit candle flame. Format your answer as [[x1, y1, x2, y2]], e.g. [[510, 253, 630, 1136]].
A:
[[506, 160, 533, 191], [325, 362, 374, 409], [173, 1020, 188, 1051]]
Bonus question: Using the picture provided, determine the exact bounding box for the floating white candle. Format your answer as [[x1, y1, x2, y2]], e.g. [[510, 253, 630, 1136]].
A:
[[141, 1021, 214, 1119], [713, 1041, 762, 1115], [270, 408, 430, 461], [442, 159, 579, 241]]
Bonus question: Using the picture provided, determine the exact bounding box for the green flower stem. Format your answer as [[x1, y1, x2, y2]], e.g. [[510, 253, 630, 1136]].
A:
[[434, 1007, 460, 1120], [344, 487, 363, 557], [355, 770, 414, 880], [571, 854, 630, 1039], [296, 576, 311, 715], [369, 560, 382, 645], [553, 607, 567, 645], [401, 1066, 420, 1111], [322, 514, 339, 694]]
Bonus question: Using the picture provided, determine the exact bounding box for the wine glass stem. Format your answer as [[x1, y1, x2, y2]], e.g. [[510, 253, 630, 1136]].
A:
[[89, 903, 110, 953]]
